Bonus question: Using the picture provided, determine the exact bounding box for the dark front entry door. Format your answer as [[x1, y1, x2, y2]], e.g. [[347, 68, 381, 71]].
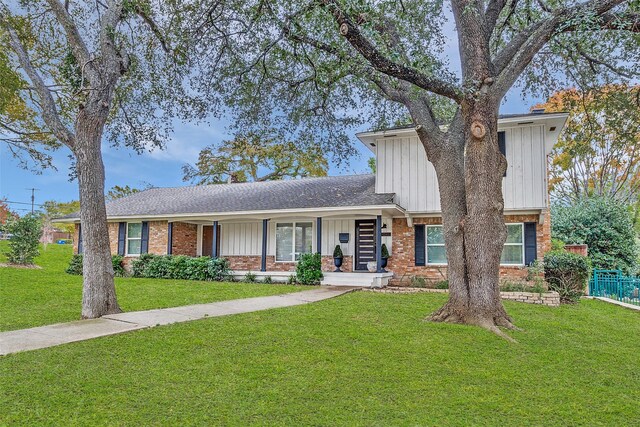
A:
[[202, 225, 220, 257], [355, 220, 376, 271]]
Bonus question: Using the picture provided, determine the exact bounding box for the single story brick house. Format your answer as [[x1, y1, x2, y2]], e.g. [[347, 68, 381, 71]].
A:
[[61, 112, 566, 287]]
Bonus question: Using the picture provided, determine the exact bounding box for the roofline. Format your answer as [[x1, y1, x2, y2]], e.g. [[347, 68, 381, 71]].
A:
[[53, 204, 406, 223], [356, 112, 569, 151]]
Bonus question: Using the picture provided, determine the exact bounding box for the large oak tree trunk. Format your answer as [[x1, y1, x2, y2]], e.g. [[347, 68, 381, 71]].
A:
[[422, 104, 515, 333], [75, 107, 121, 319]]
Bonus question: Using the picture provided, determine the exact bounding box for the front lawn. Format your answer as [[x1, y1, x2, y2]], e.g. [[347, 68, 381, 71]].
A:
[[1, 291, 638, 425], [0, 242, 301, 331]]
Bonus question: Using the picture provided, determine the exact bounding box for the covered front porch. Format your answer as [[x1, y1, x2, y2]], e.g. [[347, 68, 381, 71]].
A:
[[167, 205, 403, 287]]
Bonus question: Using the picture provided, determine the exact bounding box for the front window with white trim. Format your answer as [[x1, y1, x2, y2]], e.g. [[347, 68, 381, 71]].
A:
[[126, 222, 142, 256], [425, 223, 525, 266], [426, 225, 447, 264], [276, 222, 313, 261], [500, 223, 524, 265]]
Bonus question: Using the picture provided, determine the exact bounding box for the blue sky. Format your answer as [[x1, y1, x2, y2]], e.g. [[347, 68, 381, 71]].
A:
[[0, 14, 548, 212]]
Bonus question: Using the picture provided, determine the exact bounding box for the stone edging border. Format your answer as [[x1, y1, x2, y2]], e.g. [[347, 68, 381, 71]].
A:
[[363, 287, 560, 307]]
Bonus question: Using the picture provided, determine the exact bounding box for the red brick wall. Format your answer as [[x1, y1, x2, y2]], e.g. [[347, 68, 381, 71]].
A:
[[565, 244, 588, 257], [171, 222, 197, 256], [225, 255, 354, 273], [148, 221, 168, 255], [390, 211, 551, 283]]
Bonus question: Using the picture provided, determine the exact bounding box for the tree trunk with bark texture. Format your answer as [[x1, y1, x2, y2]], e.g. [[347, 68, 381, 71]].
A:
[[422, 102, 515, 334], [76, 104, 121, 318]]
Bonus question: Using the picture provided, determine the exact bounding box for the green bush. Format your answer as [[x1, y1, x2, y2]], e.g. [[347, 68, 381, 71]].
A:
[[167, 255, 190, 279], [66, 254, 84, 275], [131, 253, 156, 277], [111, 255, 126, 277], [551, 239, 566, 251], [434, 280, 449, 289], [287, 274, 297, 285], [207, 257, 232, 281], [3, 214, 42, 265], [552, 197, 638, 274], [144, 255, 172, 278], [296, 253, 323, 285], [544, 251, 592, 303], [263, 275, 272, 284], [183, 257, 210, 281], [410, 276, 427, 288], [381, 243, 390, 259], [333, 245, 343, 258], [67, 254, 127, 277], [243, 272, 257, 282]]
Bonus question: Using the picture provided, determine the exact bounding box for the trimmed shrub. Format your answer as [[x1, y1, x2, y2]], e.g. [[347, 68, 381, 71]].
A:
[[333, 244, 343, 258], [131, 253, 156, 277], [112, 255, 126, 277], [3, 214, 42, 265], [410, 276, 427, 288], [183, 257, 210, 281], [67, 254, 127, 277], [296, 253, 323, 285], [66, 254, 84, 275], [244, 272, 257, 283], [544, 251, 592, 303], [434, 280, 449, 289], [207, 257, 232, 281], [381, 243, 390, 259], [144, 255, 172, 279]]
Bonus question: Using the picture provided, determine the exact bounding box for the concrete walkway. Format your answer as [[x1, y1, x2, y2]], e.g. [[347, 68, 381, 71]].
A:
[[0, 286, 356, 356]]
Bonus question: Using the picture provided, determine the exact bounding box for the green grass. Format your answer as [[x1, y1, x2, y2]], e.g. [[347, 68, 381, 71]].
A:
[[0, 242, 301, 331], [1, 292, 639, 425]]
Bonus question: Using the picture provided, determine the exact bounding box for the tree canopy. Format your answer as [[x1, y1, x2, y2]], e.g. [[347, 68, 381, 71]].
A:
[[536, 84, 640, 204], [183, 133, 328, 184]]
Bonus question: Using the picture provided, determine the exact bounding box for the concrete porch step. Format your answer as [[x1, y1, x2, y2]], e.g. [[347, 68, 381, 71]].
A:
[[321, 271, 394, 288]]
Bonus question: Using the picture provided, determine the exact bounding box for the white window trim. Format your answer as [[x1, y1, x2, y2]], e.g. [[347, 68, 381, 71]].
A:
[[424, 223, 526, 266], [426, 225, 447, 266], [501, 223, 525, 266], [125, 222, 142, 257], [275, 221, 314, 263]]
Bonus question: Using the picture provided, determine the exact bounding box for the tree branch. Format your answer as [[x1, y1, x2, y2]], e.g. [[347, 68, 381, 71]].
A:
[[320, 0, 463, 102], [2, 19, 75, 148]]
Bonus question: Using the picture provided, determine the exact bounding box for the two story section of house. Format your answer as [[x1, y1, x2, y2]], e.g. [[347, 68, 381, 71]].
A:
[[61, 112, 568, 287]]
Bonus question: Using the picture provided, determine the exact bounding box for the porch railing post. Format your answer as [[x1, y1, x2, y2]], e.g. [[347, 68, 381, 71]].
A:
[[212, 220, 219, 258], [167, 222, 173, 255], [316, 217, 322, 255], [376, 215, 383, 273], [261, 219, 268, 272]]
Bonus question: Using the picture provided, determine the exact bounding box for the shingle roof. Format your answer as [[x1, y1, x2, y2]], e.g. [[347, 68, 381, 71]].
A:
[[60, 174, 395, 220]]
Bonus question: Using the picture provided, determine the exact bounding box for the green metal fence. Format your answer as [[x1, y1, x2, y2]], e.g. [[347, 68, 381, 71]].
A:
[[589, 269, 640, 306]]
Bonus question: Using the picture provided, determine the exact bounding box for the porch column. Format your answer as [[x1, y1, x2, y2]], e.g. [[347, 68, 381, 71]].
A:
[[316, 217, 322, 254], [167, 222, 173, 255], [212, 220, 219, 258], [376, 215, 383, 273], [261, 219, 269, 272]]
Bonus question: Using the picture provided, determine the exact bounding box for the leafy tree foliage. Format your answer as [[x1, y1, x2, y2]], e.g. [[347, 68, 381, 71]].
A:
[[41, 200, 80, 234], [106, 184, 152, 201], [3, 213, 42, 265], [183, 133, 328, 184], [0, 198, 18, 225], [536, 84, 640, 204], [552, 197, 638, 274]]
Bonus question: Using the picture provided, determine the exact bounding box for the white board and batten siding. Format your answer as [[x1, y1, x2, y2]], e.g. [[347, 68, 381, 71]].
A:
[[220, 222, 262, 256], [375, 124, 549, 212]]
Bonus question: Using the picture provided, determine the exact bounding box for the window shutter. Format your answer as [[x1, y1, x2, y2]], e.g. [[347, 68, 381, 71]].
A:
[[141, 221, 149, 254], [167, 222, 173, 255], [524, 222, 537, 265], [498, 131, 506, 177], [415, 224, 426, 266], [117, 222, 126, 256], [77, 224, 83, 255]]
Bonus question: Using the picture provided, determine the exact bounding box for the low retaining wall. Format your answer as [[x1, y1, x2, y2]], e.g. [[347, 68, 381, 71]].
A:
[[364, 287, 560, 307]]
